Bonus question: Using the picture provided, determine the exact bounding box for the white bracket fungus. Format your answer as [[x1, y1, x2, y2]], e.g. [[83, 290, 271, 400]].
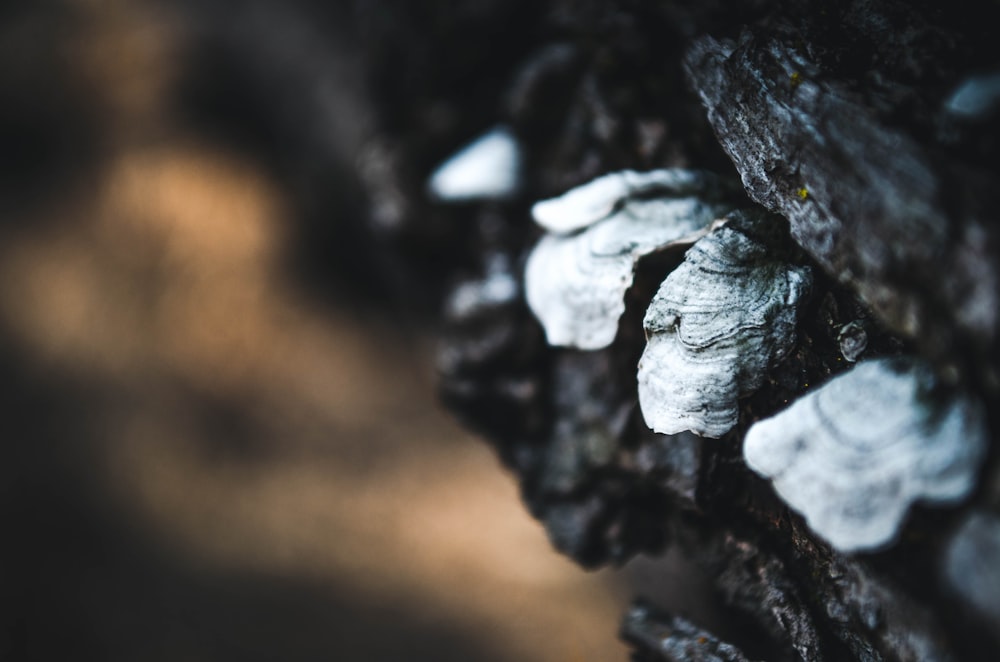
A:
[[744, 357, 988, 552], [427, 125, 523, 201], [637, 213, 811, 438], [944, 72, 1000, 120], [531, 168, 730, 234], [525, 170, 735, 350]]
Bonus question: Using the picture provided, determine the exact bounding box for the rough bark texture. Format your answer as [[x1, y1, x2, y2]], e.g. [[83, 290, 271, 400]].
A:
[[348, 0, 1000, 660], [685, 21, 999, 394], [622, 601, 760, 662]]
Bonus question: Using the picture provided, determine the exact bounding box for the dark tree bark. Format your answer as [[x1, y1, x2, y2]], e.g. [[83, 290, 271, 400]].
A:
[[350, 1, 1000, 660]]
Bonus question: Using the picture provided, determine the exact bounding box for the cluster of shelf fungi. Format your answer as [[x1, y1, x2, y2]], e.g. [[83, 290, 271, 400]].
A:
[[368, 1, 1000, 659]]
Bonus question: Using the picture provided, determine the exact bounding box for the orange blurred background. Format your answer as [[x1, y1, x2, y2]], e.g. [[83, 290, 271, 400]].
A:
[[0, 3, 717, 660]]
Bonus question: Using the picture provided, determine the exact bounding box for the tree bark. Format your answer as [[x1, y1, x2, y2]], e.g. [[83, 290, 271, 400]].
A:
[[356, 1, 1000, 659]]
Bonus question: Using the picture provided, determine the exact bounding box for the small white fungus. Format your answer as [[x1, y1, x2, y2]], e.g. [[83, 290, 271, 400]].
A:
[[944, 72, 1000, 119], [427, 125, 522, 201]]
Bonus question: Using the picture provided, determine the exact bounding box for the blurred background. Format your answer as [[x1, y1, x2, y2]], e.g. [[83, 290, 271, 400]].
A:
[[0, 2, 718, 660]]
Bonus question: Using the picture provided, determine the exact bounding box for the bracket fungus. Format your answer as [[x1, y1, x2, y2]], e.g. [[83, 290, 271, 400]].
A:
[[944, 72, 1000, 120], [525, 170, 735, 350], [637, 212, 811, 438], [427, 125, 523, 202], [743, 357, 989, 552], [531, 168, 734, 234]]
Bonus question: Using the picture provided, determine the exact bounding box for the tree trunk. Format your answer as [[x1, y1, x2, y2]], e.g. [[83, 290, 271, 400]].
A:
[[358, 1, 1000, 659]]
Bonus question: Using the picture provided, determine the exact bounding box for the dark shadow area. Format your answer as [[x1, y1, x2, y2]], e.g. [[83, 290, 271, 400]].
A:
[[0, 349, 508, 662], [0, 5, 105, 220]]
